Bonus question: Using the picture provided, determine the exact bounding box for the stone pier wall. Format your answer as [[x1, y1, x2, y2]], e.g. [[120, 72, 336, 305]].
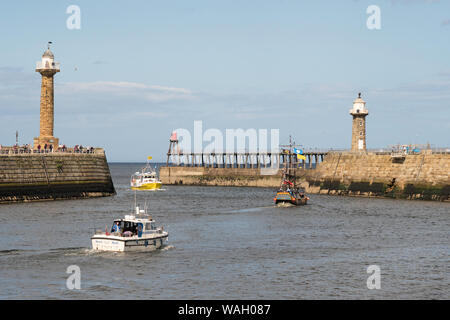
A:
[[0, 151, 115, 204], [160, 151, 450, 201], [303, 151, 450, 201], [160, 166, 282, 187]]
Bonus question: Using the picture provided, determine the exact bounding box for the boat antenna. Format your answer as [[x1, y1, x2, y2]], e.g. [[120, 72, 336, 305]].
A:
[[146, 156, 153, 171], [144, 198, 148, 215]]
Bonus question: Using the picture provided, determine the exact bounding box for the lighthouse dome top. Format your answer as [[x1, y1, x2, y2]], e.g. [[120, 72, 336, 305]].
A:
[[36, 43, 60, 72], [349, 93, 368, 115], [353, 93, 365, 104], [42, 48, 54, 59]]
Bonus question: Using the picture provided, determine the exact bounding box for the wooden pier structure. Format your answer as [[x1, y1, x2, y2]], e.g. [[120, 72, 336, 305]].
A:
[[166, 132, 328, 169], [166, 150, 327, 169]]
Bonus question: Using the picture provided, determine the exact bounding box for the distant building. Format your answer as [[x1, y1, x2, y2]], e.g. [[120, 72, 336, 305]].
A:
[[349, 93, 368, 151]]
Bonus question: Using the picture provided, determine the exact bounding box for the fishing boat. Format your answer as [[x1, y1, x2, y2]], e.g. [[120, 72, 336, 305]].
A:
[[274, 136, 310, 207], [131, 157, 162, 190], [91, 203, 168, 252]]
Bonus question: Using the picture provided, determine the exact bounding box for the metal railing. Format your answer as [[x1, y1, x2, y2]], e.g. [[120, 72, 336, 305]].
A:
[[349, 108, 368, 115], [0, 146, 104, 155], [36, 61, 60, 70]]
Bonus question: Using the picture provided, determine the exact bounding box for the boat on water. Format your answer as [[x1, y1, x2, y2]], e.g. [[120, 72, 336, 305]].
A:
[[274, 136, 310, 207], [274, 181, 309, 207], [131, 157, 162, 190], [91, 204, 168, 252]]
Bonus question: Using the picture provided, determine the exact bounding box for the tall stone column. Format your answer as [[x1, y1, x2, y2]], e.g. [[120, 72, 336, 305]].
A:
[[34, 44, 60, 150], [39, 71, 56, 138], [349, 93, 369, 152]]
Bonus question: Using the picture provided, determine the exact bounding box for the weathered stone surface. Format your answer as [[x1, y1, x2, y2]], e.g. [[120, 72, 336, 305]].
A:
[[351, 114, 367, 151], [0, 152, 115, 203], [34, 69, 59, 149], [304, 151, 450, 201], [160, 166, 282, 187], [159, 151, 450, 201]]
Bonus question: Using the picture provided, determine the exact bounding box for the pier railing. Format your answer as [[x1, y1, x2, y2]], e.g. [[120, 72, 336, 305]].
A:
[[166, 151, 328, 169], [0, 146, 105, 156], [36, 61, 60, 70], [166, 146, 450, 169], [429, 148, 450, 154]]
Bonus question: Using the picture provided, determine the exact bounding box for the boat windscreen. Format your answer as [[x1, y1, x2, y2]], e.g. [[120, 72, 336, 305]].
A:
[[122, 221, 139, 234]]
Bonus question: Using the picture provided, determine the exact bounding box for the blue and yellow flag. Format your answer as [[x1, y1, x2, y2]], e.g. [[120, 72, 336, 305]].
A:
[[294, 148, 303, 155]]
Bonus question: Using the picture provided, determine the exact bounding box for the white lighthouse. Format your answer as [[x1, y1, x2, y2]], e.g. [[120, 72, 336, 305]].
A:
[[349, 93, 369, 152]]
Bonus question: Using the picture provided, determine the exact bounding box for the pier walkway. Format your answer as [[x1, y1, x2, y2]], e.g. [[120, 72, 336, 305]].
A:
[[166, 150, 329, 169]]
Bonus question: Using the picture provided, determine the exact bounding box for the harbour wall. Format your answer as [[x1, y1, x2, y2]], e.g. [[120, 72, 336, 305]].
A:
[[160, 151, 450, 201], [0, 151, 116, 204], [160, 167, 282, 187], [303, 151, 449, 201]]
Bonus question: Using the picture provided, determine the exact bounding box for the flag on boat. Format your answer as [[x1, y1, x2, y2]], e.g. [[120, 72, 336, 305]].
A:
[[147, 156, 152, 160], [293, 148, 305, 160]]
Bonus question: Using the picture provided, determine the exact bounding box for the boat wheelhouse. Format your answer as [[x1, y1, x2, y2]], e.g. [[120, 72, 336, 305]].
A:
[[91, 206, 168, 252]]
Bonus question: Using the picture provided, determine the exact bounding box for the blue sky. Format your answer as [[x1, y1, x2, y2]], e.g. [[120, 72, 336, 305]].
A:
[[0, 0, 449, 161]]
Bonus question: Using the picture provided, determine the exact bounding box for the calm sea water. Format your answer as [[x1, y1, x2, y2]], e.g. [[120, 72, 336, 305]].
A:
[[0, 163, 448, 299]]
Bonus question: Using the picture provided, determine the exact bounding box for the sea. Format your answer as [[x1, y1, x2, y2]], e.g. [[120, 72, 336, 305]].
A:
[[0, 163, 448, 299]]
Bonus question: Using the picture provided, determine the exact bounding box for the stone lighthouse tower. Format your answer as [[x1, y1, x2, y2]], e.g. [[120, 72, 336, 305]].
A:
[[33, 43, 60, 149], [349, 93, 369, 151]]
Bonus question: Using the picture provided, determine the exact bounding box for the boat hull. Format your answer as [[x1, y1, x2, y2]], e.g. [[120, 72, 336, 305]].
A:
[[131, 182, 162, 191], [274, 192, 308, 206], [91, 233, 168, 252]]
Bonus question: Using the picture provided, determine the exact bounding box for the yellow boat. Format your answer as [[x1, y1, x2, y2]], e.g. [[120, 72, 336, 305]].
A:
[[131, 181, 162, 190], [131, 160, 162, 190]]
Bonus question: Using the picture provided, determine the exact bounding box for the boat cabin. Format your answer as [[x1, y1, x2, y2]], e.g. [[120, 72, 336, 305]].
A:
[[132, 171, 156, 179], [130, 170, 158, 184], [111, 216, 158, 237]]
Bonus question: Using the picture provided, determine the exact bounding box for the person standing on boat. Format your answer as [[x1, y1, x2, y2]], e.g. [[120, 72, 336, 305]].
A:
[[112, 221, 121, 233]]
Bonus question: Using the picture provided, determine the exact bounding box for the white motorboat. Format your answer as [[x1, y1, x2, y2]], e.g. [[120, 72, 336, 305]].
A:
[[91, 205, 168, 252]]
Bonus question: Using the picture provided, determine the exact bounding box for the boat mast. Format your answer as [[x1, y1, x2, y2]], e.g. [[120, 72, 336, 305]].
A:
[[279, 135, 303, 189], [291, 136, 296, 187]]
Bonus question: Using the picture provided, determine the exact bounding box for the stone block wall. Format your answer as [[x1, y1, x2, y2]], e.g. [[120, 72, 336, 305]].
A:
[[0, 152, 115, 203], [158, 151, 449, 201], [303, 151, 450, 201], [160, 166, 282, 187]]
